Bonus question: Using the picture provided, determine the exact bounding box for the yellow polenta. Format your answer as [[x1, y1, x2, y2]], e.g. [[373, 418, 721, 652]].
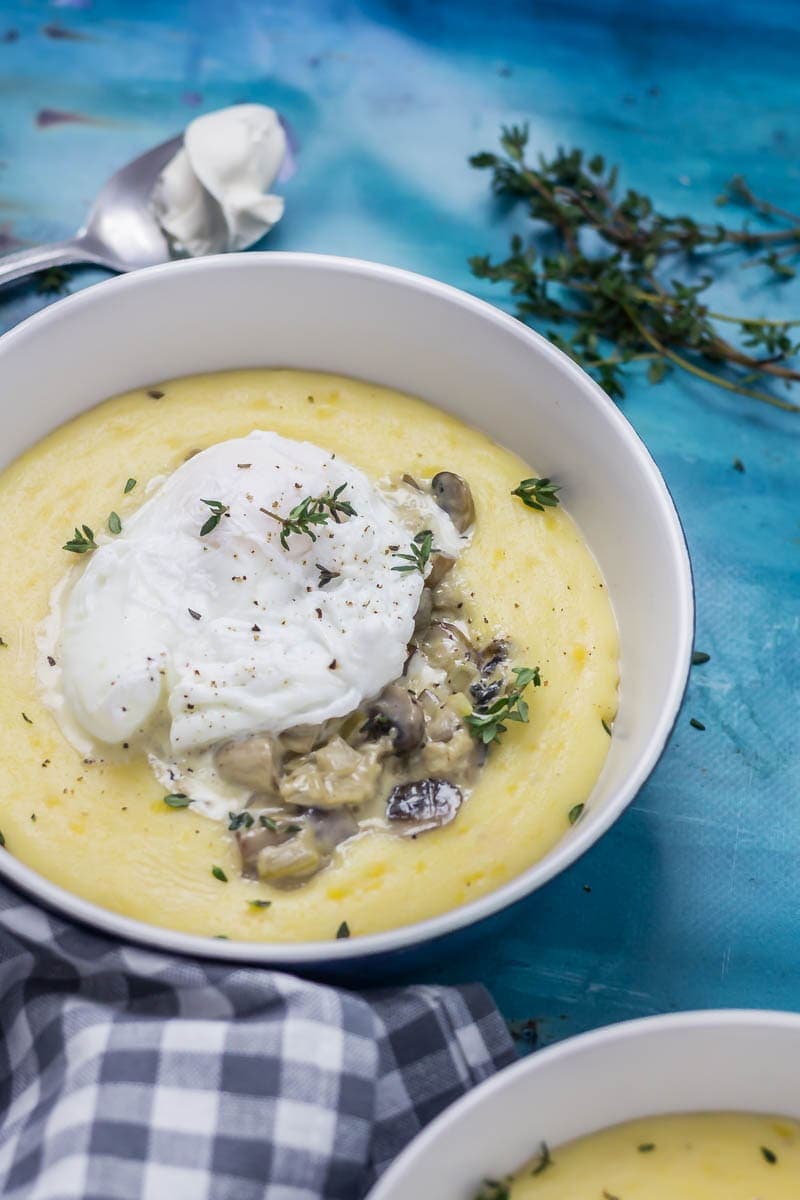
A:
[[498, 1112, 800, 1198], [0, 369, 617, 941]]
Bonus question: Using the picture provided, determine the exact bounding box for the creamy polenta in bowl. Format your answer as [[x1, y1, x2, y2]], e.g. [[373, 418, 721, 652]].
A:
[[368, 1012, 800, 1200], [0, 254, 692, 961]]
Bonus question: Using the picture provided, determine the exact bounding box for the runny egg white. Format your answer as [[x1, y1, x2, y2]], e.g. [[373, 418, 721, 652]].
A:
[[45, 431, 463, 818]]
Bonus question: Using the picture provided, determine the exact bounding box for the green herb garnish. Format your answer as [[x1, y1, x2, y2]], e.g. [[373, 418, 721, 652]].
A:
[[638, 1142, 656, 1153], [470, 127, 800, 413], [474, 1182, 510, 1200], [107, 511, 122, 535], [733, 458, 746, 473], [691, 650, 711, 665], [262, 483, 356, 550], [690, 717, 706, 730], [21, 712, 32, 725], [63, 525, 97, 554], [228, 811, 254, 831], [761, 1145, 778, 1164], [36, 266, 71, 295], [466, 665, 541, 745], [124, 477, 137, 494], [531, 1141, 553, 1176], [568, 803, 585, 825], [163, 793, 192, 808], [212, 865, 228, 882], [601, 718, 613, 736], [249, 899, 272, 909], [200, 499, 230, 536], [259, 814, 279, 831], [511, 477, 561, 512], [336, 921, 351, 939], [392, 529, 437, 575]]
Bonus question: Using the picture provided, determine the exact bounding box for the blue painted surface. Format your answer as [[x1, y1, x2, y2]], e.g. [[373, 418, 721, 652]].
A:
[[1, 0, 799, 1049]]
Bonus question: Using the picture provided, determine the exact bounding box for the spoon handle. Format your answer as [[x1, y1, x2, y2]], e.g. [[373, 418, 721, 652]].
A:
[[0, 239, 95, 289]]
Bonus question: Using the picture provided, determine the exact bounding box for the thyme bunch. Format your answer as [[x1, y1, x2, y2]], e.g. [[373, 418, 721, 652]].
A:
[[263, 484, 356, 550], [470, 126, 800, 412]]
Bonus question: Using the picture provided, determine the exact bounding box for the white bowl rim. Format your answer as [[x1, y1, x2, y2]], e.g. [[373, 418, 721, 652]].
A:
[[367, 1008, 800, 1198], [0, 251, 694, 963]]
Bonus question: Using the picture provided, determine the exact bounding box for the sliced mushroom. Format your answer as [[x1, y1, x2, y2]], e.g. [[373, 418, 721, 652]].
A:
[[306, 807, 360, 854], [280, 718, 339, 756], [471, 638, 510, 710], [431, 471, 475, 533], [425, 551, 456, 589], [256, 827, 322, 883], [363, 684, 425, 754], [415, 621, 478, 691], [216, 734, 282, 793], [236, 822, 283, 879], [386, 778, 462, 833], [414, 587, 433, 633], [279, 737, 385, 808]]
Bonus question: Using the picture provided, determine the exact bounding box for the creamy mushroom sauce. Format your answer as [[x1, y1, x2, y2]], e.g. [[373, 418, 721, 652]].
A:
[[212, 469, 515, 887]]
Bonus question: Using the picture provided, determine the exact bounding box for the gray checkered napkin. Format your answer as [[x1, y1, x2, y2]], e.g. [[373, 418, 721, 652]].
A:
[[0, 880, 514, 1200]]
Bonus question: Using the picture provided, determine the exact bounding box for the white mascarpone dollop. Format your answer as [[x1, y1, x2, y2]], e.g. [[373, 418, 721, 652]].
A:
[[152, 104, 287, 256]]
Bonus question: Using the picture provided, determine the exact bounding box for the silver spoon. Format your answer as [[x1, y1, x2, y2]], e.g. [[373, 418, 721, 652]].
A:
[[0, 135, 183, 289]]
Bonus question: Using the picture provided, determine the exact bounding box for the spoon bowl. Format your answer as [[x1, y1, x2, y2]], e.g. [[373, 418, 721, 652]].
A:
[[0, 135, 183, 287]]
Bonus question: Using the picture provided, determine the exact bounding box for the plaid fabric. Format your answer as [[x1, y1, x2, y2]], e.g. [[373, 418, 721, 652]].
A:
[[0, 882, 514, 1200]]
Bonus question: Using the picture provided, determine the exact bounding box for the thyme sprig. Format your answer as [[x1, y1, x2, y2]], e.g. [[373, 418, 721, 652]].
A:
[[392, 529, 437, 574], [199, 499, 230, 536], [263, 483, 356, 550], [63, 525, 98, 554], [470, 127, 800, 412], [512, 477, 561, 511], [466, 665, 541, 745]]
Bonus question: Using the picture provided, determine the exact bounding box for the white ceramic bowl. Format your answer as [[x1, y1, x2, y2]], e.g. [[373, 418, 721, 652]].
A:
[[368, 1010, 800, 1198], [0, 253, 693, 965]]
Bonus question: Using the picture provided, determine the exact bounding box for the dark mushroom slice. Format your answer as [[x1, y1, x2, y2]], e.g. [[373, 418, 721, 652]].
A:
[[425, 551, 456, 589], [216, 733, 282, 792], [386, 778, 462, 834], [471, 638, 510, 710], [363, 683, 425, 754], [431, 471, 475, 533]]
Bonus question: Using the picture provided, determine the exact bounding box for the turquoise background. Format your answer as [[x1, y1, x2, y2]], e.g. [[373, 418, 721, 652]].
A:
[[1, 0, 798, 1050]]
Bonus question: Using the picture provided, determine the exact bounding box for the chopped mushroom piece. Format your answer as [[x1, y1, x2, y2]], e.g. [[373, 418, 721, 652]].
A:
[[256, 828, 322, 882], [431, 471, 475, 532], [279, 737, 386, 808], [363, 684, 425, 754], [216, 734, 281, 792], [236, 822, 283, 879], [386, 778, 463, 833], [425, 551, 456, 588]]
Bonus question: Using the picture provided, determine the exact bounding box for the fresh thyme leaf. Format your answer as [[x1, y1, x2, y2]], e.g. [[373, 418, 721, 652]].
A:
[[511, 477, 561, 512], [732, 457, 746, 473], [264, 483, 357, 550], [638, 1143, 656, 1152], [212, 865, 228, 882], [761, 1145, 778, 1164], [228, 811, 254, 831], [392, 529, 437, 574], [691, 650, 711, 665], [249, 899, 272, 909], [107, 511, 122, 535], [568, 803, 585, 825], [474, 1181, 510, 1200], [284, 823, 303, 834], [316, 562, 341, 587], [690, 717, 706, 730], [259, 814, 279, 831], [200, 498, 230, 536], [21, 712, 33, 725], [124, 477, 137, 493], [466, 665, 541, 745], [336, 920, 350, 939], [164, 793, 192, 808], [36, 266, 71, 295], [470, 129, 800, 413], [601, 718, 613, 736], [531, 1142, 553, 1175], [63, 524, 97, 554]]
